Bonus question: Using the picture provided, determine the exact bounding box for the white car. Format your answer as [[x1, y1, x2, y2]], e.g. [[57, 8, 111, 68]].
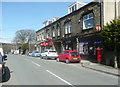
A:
[[40, 50, 58, 60]]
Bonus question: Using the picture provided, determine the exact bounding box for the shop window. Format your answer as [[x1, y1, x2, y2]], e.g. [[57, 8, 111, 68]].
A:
[[62, 51, 65, 54], [79, 42, 88, 54], [83, 45, 88, 54], [83, 13, 94, 29]]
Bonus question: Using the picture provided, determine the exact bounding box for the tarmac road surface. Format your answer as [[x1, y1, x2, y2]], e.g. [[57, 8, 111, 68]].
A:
[[1, 54, 118, 86]]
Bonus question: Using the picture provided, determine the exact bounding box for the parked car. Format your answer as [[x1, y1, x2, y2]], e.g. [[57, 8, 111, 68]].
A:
[[27, 51, 32, 56], [40, 49, 58, 60], [57, 50, 82, 64], [31, 51, 41, 57], [0, 48, 7, 81]]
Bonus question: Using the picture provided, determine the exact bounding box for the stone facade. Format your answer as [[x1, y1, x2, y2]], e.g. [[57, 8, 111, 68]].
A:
[[36, 2, 102, 59], [36, 1, 120, 63]]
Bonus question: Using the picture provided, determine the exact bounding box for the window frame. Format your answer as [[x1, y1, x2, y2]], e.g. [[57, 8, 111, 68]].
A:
[[53, 29, 55, 37], [65, 23, 68, 34], [68, 21, 72, 33], [57, 26, 60, 36], [83, 13, 94, 30], [65, 21, 72, 34]]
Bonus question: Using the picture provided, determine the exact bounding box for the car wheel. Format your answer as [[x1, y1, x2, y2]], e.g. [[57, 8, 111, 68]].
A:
[[66, 59, 69, 64], [56, 58, 60, 62]]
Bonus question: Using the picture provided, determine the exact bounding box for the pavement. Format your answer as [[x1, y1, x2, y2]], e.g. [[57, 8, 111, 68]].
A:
[[81, 59, 120, 77]]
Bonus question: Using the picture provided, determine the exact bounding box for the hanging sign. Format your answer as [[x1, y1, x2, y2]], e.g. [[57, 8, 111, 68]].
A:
[[96, 26, 101, 31]]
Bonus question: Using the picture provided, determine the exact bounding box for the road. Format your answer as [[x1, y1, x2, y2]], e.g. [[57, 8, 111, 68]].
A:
[[2, 54, 118, 86]]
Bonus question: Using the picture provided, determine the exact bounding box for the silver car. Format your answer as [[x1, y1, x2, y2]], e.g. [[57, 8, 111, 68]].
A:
[[31, 51, 41, 57]]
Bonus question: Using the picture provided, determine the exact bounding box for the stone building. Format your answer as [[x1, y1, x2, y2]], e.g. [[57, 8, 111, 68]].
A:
[[36, 1, 120, 62]]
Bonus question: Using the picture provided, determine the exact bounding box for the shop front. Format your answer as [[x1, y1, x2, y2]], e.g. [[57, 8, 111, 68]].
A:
[[61, 37, 77, 51], [79, 35, 102, 61], [40, 41, 54, 53]]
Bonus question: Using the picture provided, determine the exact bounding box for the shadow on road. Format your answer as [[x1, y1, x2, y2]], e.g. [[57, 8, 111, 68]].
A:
[[2, 66, 11, 83]]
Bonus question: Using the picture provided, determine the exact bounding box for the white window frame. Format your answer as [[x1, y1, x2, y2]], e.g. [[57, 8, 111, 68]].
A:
[[72, 6, 74, 12], [65, 21, 72, 34], [41, 34, 43, 40], [53, 30, 55, 37], [65, 23, 68, 34], [40, 34, 42, 41], [83, 13, 94, 30], [39, 35, 41, 41], [68, 21, 72, 33], [37, 35, 39, 41], [57, 27, 60, 36], [47, 30, 50, 38]]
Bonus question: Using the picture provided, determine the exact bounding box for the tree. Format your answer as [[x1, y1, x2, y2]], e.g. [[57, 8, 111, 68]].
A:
[[14, 29, 36, 44], [101, 18, 120, 68], [13, 29, 36, 53]]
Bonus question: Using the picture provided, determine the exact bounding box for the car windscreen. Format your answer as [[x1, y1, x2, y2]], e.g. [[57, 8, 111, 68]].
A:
[[70, 52, 79, 57], [44, 51, 48, 52], [35, 51, 40, 53], [49, 51, 56, 53]]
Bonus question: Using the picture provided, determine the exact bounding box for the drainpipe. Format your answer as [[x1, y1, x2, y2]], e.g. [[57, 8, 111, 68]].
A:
[[100, 0, 104, 28], [76, 38, 79, 52], [61, 41, 64, 51], [114, 0, 118, 68]]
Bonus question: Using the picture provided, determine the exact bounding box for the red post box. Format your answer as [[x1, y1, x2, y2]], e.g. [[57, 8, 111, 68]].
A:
[[97, 48, 102, 63]]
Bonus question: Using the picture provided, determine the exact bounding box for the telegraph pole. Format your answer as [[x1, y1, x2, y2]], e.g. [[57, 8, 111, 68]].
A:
[[114, 0, 117, 68]]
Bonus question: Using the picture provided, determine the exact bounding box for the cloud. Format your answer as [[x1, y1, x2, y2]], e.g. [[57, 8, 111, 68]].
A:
[[0, 37, 14, 43], [0, 36, 14, 39]]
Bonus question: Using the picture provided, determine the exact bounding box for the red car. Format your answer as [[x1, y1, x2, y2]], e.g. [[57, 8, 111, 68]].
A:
[[56, 50, 82, 64]]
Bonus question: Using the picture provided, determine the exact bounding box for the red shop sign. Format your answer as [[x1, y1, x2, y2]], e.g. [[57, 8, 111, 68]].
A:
[[40, 41, 53, 46], [40, 42, 46, 46], [45, 41, 49, 46], [48, 41, 53, 46]]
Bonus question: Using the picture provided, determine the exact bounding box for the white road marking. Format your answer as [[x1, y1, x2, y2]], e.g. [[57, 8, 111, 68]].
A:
[[46, 70, 75, 86], [32, 62, 41, 67]]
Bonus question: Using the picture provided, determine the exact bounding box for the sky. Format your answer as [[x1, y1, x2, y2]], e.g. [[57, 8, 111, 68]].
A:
[[0, 0, 93, 43]]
